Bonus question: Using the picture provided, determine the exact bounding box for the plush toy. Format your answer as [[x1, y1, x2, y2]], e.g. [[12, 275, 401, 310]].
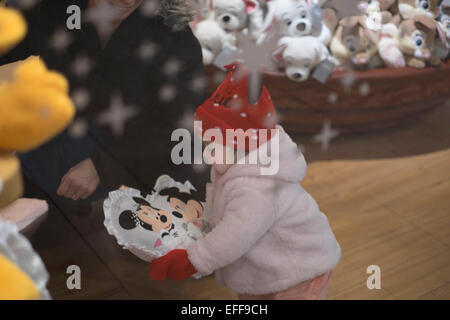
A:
[[398, 0, 440, 19], [330, 16, 382, 68], [378, 22, 407, 67], [0, 155, 22, 208], [437, 0, 450, 58], [320, 0, 367, 18], [379, 0, 400, 15], [396, 15, 441, 68], [192, 0, 450, 81], [0, 253, 39, 300], [213, 0, 264, 40], [272, 35, 334, 81], [433, 28, 449, 60], [321, 7, 339, 43], [262, 0, 337, 45], [359, 0, 394, 32], [194, 18, 237, 65], [0, 57, 75, 152], [104, 175, 209, 264], [0, 7, 27, 55], [0, 220, 50, 299]]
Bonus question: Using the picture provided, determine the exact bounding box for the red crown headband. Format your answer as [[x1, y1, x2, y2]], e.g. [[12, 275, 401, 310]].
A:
[[194, 63, 278, 152]]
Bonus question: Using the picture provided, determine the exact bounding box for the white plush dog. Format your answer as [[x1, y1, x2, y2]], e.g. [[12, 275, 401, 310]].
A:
[[213, 0, 264, 40], [272, 36, 333, 81], [262, 0, 336, 45], [194, 19, 236, 65]]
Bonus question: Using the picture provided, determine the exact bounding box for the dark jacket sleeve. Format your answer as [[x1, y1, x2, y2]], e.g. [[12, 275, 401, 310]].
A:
[[2, 4, 104, 202]]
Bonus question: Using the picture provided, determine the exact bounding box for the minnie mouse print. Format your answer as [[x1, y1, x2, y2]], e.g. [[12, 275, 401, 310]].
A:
[[103, 176, 208, 263]]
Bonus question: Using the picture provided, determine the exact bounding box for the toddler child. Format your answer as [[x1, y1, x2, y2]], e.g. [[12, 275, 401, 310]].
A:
[[149, 64, 341, 300]]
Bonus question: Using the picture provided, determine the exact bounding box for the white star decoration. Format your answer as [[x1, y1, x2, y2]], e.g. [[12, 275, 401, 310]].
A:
[[69, 119, 88, 139], [163, 59, 182, 77], [49, 28, 72, 53], [359, 82, 371, 96], [233, 26, 281, 101], [341, 71, 356, 92], [71, 88, 91, 111], [140, 0, 159, 17], [137, 40, 159, 62], [312, 120, 340, 152], [159, 84, 177, 102], [97, 94, 139, 136], [189, 75, 206, 92], [71, 55, 93, 79], [235, 27, 280, 75], [85, 1, 119, 41], [328, 92, 339, 104]]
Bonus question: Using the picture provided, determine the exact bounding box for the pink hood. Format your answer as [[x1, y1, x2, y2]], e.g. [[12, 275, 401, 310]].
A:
[[187, 126, 341, 295], [215, 126, 307, 183]]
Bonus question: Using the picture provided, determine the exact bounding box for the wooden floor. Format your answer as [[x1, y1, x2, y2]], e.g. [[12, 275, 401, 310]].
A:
[[29, 100, 450, 300]]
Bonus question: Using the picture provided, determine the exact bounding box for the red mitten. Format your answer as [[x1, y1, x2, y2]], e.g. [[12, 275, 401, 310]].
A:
[[149, 249, 197, 282]]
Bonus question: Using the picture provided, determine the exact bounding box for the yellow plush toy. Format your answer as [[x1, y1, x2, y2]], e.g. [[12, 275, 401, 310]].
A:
[[0, 154, 22, 208], [0, 57, 76, 152], [0, 4, 74, 299], [0, 6, 27, 55], [0, 254, 39, 300]]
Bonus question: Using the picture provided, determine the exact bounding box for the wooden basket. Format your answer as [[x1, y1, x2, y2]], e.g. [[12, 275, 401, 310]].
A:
[[205, 61, 450, 133]]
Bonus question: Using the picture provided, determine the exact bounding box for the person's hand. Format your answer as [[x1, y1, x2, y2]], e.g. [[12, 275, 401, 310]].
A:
[[56, 158, 100, 200], [149, 249, 197, 281]]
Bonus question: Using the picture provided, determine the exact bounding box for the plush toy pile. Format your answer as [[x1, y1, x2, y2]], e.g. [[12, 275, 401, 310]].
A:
[[0, 5, 75, 300], [192, 0, 450, 82], [104, 175, 210, 270]]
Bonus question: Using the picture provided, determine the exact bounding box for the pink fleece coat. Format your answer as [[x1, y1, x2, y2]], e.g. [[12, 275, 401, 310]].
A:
[[187, 126, 341, 295]]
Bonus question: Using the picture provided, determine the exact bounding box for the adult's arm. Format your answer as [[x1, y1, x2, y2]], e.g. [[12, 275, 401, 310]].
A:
[[1, 3, 103, 202]]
